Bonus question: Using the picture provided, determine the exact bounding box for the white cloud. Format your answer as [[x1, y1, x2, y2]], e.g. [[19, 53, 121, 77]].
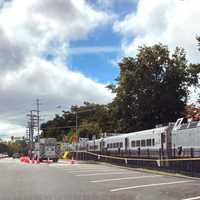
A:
[[114, 0, 200, 63], [0, 0, 114, 139], [0, 0, 112, 64], [0, 121, 25, 140]]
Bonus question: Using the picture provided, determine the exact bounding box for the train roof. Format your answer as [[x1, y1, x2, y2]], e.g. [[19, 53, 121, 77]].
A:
[[101, 126, 168, 141]]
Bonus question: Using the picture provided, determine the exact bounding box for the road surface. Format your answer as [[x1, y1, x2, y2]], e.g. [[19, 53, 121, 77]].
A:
[[0, 158, 200, 200]]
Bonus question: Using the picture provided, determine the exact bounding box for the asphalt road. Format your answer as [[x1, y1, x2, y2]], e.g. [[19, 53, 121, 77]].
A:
[[0, 158, 200, 200]]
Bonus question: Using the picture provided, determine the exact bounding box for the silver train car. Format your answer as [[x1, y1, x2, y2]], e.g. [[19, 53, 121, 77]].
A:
[[172, 118, 200, 157], [84, 118, 200, 158]]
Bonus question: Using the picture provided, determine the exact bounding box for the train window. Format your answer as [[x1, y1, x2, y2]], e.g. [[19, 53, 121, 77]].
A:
[[141, 140, 145, 147], [136, 140, 140, 147], [120, 142, 123, 148], [152, 138, 155, 146], [131, 141, 136, 147], [147, 139, 151, 146]]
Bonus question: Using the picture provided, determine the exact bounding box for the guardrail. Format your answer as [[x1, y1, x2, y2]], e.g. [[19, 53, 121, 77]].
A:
[[71, 151, 200, 177]]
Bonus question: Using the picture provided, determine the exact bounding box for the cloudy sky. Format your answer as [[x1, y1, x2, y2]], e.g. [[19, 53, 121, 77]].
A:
[[0, 0, 200, 140]]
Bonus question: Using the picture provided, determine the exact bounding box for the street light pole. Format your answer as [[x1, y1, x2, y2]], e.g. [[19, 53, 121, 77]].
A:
[[75, 112, 78, 160], [76, 112, 78, 138]]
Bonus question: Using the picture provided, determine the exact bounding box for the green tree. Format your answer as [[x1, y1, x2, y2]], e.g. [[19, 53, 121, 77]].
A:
[[109, 44, 200, 132], [41, 102, 112, 140]]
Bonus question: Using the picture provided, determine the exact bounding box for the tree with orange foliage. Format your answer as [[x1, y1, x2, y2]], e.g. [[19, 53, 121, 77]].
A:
[[185, 100, 200, 121]]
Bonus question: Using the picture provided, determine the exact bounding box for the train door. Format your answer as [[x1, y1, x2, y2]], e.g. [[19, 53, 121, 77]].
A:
[[161, 132, 166, 158], [125, 137, 129, 153], [100, 139, 104, 153]]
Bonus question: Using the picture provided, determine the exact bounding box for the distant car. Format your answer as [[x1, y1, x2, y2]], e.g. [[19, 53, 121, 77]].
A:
[[12, 153, 21, 159]]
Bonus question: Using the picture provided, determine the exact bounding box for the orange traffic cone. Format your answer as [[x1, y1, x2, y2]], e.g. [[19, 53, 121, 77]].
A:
[[70, 157, 75, 165], [36, 158, 40, 164]]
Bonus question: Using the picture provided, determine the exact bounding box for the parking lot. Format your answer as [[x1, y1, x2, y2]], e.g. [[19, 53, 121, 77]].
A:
[[50, 162, 200, 200], [1, 158, 200, 200]]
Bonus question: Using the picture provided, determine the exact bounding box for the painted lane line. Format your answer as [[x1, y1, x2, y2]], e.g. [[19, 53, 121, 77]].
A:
[[65, 167, 117, 171], [90, 175, 162, 183], [110, 180, 194, 192], [69, 170, 125, 173], [64, 168, 115, 172], [77, 172, 136, 177], [182, 196, 200, 200]]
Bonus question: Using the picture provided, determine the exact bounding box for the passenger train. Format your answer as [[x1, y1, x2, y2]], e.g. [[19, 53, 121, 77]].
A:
[[74, 118, 200, 158]]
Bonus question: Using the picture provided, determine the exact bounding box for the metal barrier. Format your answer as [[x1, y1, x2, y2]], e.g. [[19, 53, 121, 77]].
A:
[[72, 151, 200, 177]]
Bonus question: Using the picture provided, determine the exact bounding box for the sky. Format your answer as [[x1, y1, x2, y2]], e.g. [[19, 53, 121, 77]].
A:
[[0, 0, 200, 140]]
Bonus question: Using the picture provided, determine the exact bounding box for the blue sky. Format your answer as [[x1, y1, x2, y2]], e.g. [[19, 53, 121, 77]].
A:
[[67, 0, 138, 84], [68, 24, 121, 83]]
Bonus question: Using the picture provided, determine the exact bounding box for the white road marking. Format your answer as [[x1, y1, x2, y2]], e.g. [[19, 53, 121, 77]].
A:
[[51, 164, 110, 169], [62, 167, 115, 171], [110, 180, 193, 192], [77, 172, 136, 177], [69, 169, 124, 173], [90, 175, 162, 183], [182, 196, 200, 200]]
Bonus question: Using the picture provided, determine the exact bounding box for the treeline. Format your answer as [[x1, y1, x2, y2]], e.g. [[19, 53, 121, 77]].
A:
[[41, 40, 200, 141], [0, 140, 28, 156]]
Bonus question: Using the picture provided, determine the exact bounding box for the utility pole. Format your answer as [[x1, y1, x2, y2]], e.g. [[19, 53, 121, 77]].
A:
[[75, 111, 78, 160], [25, 99, 41, 158], [27, 109, 38, 157], [27, 111, 34, 156], [75, 112, 78, 139], [36, 99, 40, 142], [74, 109, 95, 160]]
